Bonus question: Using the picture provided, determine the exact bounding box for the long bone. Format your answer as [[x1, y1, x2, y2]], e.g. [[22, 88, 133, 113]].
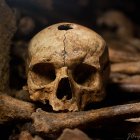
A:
[[31, 102, 140, 134], [0, 93, 35, 123], [1, 94, 140, 135]]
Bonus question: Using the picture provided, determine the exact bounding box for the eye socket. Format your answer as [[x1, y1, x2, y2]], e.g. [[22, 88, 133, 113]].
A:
[[32, 63, 56, 85], [72, 64, 96, 85]]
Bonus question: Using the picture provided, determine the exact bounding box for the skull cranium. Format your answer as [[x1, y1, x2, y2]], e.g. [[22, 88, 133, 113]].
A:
[[27, 23, 110, 111]]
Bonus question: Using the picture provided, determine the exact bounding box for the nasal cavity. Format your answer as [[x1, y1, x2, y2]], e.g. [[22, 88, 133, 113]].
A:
[[56, 78, 72, 100]]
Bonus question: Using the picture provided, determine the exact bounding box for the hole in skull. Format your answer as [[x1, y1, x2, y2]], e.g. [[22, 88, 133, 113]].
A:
[[32, 63, 56, 84], [58, 24, 73, 30], [56, 78, 72, 100], [72, 64, 96, 85]]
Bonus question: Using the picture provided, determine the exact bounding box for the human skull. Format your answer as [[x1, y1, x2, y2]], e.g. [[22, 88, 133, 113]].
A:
[[27, 23, 110, 111]]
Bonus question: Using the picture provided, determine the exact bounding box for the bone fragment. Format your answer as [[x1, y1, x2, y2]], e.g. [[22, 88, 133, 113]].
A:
[[19, 131, 43, 140], [126, 117, 140, 123], [111, 62, 140, 75], [0, 94, 35, 123], [57, 128, 91, 140]]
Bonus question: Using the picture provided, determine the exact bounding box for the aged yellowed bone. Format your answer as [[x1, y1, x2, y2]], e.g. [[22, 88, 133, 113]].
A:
[[31, 102, 140, 134], [27, 22, 110, 111], [0, 94, 140, 135], [0, 93, 35, 123]]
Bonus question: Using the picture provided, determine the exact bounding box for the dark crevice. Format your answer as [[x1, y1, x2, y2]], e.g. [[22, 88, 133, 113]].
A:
[[72, 64, 96, 85], [58, 24, 73, 30]]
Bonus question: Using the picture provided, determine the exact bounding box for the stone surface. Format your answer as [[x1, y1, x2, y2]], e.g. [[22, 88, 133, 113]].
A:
[[0, 0, 16, 91]]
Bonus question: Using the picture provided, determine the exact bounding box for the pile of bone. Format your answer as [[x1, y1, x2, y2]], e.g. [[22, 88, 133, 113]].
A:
[[97, 11, 140, 93]]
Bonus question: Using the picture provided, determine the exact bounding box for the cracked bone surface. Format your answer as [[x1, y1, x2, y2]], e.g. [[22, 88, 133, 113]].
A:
[[27, 23, 109, 111]]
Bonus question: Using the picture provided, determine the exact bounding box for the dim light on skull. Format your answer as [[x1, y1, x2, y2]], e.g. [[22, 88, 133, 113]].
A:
[[27, 23, 110, 111]]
